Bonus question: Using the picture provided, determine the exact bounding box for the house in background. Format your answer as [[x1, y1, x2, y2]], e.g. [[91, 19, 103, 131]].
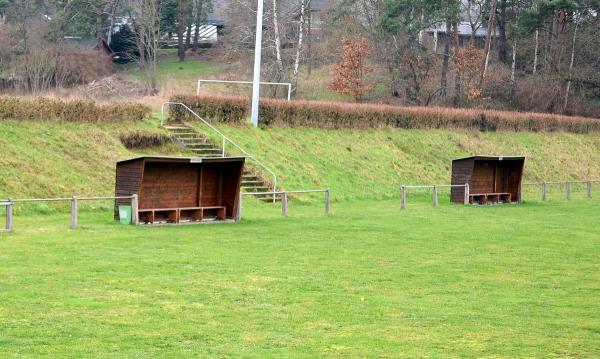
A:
[[59, 37, 114, 82]]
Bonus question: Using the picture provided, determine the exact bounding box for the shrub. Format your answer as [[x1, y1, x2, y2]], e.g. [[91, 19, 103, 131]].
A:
[[170, 94, 600, 134], [0, 97, 150, 123], [119, 131, 173, 149]]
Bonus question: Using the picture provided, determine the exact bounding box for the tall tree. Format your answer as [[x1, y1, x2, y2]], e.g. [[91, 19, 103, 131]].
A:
[[177, 0, 185, 61]]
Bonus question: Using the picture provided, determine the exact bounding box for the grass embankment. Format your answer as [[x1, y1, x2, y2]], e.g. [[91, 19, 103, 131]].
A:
[[0, 200, 599, 357], [0, 119, 182, 200], [194, 124, 600, 200]]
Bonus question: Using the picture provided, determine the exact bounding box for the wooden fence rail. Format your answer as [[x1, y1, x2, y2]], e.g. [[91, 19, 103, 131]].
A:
[[401, 180, 598, 209], [240, 189, 331, 220], [0, 195, 136, 233]]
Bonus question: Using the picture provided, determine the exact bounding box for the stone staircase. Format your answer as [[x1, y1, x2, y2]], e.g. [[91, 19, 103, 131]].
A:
[[165, 124, 275, 201]]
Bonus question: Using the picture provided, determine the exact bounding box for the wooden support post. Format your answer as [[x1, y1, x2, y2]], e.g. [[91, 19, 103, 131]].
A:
[[281, 192, 288, 217], [235, 194, 242, 222], [587, 181, 592, 199], [6, 200, 13, 232], [566, 181, 571, 200], [464, 184, 470, 205], [325, 189, 331, 214], [131, 194, 139, 225], [519, 182, 523, 204], [70, 196, 78, 230], [432, 186, 438, 207], [401, 186, 407, 209], [542, 181, 547, 201]]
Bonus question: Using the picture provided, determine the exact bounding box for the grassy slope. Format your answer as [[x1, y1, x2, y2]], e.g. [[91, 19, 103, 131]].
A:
[[0, 200, 598, 357], [0, 119, 183, 199], [196, 124, 600, 200]]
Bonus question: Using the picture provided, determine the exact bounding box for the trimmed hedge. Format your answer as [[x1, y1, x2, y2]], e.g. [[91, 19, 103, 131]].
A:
[[170, 94, 600, 133], [118, 131, 173, 149], [0, 97, 151, 123]]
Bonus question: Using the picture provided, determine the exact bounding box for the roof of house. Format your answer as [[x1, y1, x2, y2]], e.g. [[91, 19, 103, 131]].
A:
[[426, 22, 492, 37], [60, 37, 113, 53], [117, 156, 246, 165], [453, 155, 526, 162]]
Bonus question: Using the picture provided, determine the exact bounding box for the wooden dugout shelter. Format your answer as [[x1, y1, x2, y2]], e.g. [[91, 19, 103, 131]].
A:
[[115, 156, 245, 224], [451, 155, 525, 205]]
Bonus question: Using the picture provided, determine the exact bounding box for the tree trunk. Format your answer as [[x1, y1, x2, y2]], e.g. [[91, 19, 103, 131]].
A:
[[107, 0, 119, 46], [291, 0, 309, 96], [192, 0, 203, 51], [185, 25, 192, 49], [554, 9, 567, 72], [452, 21, 461, 105], [479, 0, 497, 89], [533, 30, 539, 74], [272, 0, 284, 82], [440, 21, 451, 98], [96, 4, 104, 42], [497, 0, 508, 64], [178, 0, 185, 61], [564, 16, 579, 113]]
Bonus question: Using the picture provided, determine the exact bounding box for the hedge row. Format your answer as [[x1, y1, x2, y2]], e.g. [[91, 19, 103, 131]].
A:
[[0, 97, 151, 123], [118, 131, 173, 149], [170, 94, 600, 133]]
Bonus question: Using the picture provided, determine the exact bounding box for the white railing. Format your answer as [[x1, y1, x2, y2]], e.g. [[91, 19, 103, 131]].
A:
[[196, 79, 292, 101], [160, 102, 278, 202]]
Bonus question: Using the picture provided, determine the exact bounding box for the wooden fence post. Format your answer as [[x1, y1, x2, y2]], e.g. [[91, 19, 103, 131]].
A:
[[463, 184, 470, 205], [131, 194, 139, 225], [542, 181, 547, 201], [325, 189, 331, 214], [281, 192, 288, 217], [587, 181, 592, 199], [235, 194, 242, 222], [432, 186, 438, 207], [70, 196, 78, 230], [566, 181, 571, 200], [6, 200, 13, 232], [401, 186, 407, 209]]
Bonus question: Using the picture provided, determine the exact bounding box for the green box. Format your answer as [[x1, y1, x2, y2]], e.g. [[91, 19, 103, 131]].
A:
[[118, 205, 132, 225]]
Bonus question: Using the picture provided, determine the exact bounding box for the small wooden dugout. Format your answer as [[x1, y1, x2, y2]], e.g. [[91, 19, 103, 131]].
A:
[[114, 156, 245, 224], [451, 155, 525, 204]]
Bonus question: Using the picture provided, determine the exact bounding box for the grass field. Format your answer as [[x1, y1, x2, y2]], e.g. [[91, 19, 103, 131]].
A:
[[125, 57, 217, 93], [0, 198, 599, 357]]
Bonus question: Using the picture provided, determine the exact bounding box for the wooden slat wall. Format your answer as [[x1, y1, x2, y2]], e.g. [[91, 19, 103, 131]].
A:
[[451, 158, 473, 203], [114, 158, 244, 221], [139, 163, 199, 209], [472, 160, 496, 193], [114, 159, 144, 219]]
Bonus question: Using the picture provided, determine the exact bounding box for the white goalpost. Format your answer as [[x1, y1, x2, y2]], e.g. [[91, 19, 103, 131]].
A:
[[196, 79, 293, 101]]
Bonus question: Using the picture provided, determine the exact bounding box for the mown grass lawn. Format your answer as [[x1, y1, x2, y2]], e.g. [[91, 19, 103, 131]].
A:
[[0, 199, 599, 357]]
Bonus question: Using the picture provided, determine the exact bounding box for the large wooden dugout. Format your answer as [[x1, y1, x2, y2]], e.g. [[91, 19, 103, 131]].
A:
[[115, 156, 245, 224], [451, 155, 525, 205]]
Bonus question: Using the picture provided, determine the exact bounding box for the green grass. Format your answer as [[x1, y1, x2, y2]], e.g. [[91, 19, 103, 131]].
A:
[[194, 124, 600, 201], [0, 199, 599, 357], [0, 119, 183, 199], [124, 57, 217, 92]]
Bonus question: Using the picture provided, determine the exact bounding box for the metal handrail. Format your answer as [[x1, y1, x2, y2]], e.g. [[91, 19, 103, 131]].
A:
[[160, 102, 278, 202]]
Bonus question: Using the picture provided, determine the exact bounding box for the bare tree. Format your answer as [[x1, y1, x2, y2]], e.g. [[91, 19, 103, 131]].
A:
[[129, 0, 161, 93]]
